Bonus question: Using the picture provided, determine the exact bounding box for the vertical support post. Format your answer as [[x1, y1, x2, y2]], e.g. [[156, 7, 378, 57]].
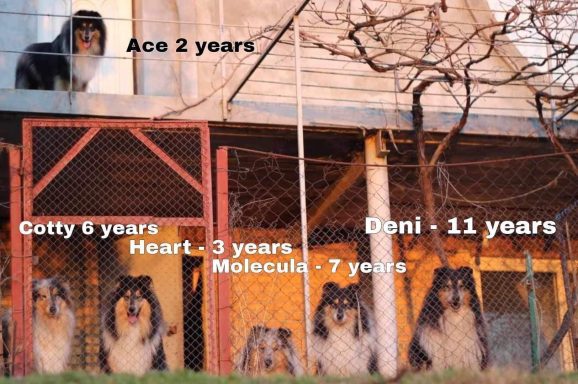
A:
[[199, 125, 218, 375], [8, 148, 23, 377], [526, 250, 540, 372], [557, 217, 576, 368], [218, 0, 228, 120], [69, 2, 73, 93], [294, 14, 313, 373], [365, 133, 398, 376], [216, 147, 232, 374], [21, 124, 34, 375]]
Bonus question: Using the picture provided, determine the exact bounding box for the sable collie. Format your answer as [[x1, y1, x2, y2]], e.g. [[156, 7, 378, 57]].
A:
[[312, 282, 378, 376], [100, 275, 167, 375], [236, 325, 303, 377], [15, 10, 106, 91], [409, 266, 489, 371], [32, 278, 76, 374]]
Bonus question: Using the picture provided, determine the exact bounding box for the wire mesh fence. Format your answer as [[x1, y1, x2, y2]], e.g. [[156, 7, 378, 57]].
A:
[[223, 145, 578, 376], [5, 119, 214, 376], [1, 121, 577, 378]]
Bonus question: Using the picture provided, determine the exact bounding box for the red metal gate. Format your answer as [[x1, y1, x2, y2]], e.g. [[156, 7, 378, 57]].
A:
[[9, 119, 215, 375]]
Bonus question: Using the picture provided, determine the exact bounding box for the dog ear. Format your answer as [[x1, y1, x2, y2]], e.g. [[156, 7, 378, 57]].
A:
[[347, 283, 360, 293], [32, 279, 40, 291], [457, 266, 475, 287], [248, 325, 266, 341], [54, 278, 71, 296], [278, 327, 292, 339], [138, 275, 154, 288], [432, 267, 452, 287], [433, 267, 451, 279], [278, 327, 292, 346], [457, 266, 473, 276], [322, 282, 339, 296], [115, 275, 130, 290]]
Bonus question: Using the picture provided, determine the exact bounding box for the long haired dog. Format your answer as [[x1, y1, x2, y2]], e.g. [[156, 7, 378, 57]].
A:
[[100, 275, 167, 375], [409, 267, 489, 371], [15, 10, 106, 91], [32, 278, 76, 374], [313, 282, 378, 376], [236, 325, 303, 377]]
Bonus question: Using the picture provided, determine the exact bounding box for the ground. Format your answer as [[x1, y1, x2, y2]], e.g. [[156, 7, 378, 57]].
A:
[[3, 370, 578, 384]]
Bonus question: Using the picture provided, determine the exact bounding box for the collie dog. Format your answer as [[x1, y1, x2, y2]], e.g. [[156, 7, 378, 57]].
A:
[[236, 325, 303, 377], [32, 278, 76, 374], [409, 266, 489, 371], [100, 275, 167, 375], [312, 282, 378, 376], [15, 10, 106, 91]]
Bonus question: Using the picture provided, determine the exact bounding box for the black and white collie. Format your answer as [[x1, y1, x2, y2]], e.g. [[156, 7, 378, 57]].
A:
[[409, 266, 489, 371], [15, 10, 106, 91], [236, 325, 303, 377], [100, 275, 168, 375], [32, 278, 76, 374], [312, 282, 378, 376]]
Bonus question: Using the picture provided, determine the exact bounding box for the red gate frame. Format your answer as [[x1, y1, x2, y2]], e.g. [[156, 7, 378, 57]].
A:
[[216, 147, 232, 374], [10, 119, 216, 376]]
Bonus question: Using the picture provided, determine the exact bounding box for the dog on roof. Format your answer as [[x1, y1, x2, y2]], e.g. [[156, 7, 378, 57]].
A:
[[15, 10, 106, 91]]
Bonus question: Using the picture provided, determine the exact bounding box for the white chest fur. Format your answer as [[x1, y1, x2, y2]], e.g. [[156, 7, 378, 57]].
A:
[[33, 311, 75, 374], [313, 327, 376, 376], [106, 326, 157, 376], [420, 307, 483, 370], [71, 56, 99, 90]]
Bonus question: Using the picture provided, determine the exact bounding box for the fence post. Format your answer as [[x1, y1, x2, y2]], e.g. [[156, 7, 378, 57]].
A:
[[293, 14, 313, 373], [8, 148, 24, 377], [364, 133, 397, 376], [525, 250, 540, 372], [216, 147, 232, 374]]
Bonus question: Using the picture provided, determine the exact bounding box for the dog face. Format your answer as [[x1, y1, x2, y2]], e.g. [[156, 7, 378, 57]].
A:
[[33, 278, 72, 319], [71, 10, 105, 54], [113, 275, 153, 331], [244, 326, 293, 374], [320, 282, 360, 327], [433, 267, 475, 311]]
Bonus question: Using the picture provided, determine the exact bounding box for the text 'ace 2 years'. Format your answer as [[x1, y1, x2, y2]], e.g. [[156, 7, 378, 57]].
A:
[[126, 38, 255, 56]]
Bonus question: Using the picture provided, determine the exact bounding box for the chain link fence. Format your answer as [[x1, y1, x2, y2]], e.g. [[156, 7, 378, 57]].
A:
[[1, 121, 577, 378], [222, 145, 578, 376], [5, 119, 214, 376]]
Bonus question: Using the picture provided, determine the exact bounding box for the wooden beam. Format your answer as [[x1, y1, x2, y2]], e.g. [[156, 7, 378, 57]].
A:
[[307, 152, 365, 233]]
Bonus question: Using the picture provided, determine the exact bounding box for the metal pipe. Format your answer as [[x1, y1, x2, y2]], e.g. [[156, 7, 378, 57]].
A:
[[364, 133, 398, 376], [69, 2, 73, 93], [294, 14, 313, 374], [526, 250, 540, 372], [227, 0, 311, 104], [218, 0, 228, 120]]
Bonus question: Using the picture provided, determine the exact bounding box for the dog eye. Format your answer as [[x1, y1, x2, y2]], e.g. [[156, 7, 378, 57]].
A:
[[40, 295, 47, 300], [123, 295, 130, 301], [89, 25, 95, 31]]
